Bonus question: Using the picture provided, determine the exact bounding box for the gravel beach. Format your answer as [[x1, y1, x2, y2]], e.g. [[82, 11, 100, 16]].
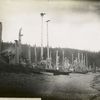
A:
[[0, 72, 99, 100]]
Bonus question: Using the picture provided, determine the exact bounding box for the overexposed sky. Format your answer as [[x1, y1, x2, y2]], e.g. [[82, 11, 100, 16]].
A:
[[0, 0, 100, 51]]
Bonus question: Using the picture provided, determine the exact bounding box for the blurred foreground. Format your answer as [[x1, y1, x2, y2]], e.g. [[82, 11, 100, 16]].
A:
[[0, 72, 99, 100]]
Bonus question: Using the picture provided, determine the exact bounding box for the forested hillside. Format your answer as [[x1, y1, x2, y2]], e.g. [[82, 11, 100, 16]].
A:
[[1, 42, 100, 68]]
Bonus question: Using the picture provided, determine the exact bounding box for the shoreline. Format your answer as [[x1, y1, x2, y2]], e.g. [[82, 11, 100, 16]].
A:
[[90, 72, 100, 100], [0, 72, 99, 100]]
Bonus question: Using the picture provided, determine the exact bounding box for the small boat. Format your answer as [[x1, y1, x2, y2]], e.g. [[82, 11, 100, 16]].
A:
[[45, 68, 70, 75], [40, 71, 53, 75], [53, 70, 70, 75], [73, 71, 88, 74]]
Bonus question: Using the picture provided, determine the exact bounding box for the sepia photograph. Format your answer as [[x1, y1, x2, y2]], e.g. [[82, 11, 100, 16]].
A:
[[0, 0, 100, 100]]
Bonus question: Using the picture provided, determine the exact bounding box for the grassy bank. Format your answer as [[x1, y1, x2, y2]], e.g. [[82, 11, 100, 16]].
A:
[[0, 73, 41, 97], [0, 59, 42, 97], [0, 58, 38, 74]]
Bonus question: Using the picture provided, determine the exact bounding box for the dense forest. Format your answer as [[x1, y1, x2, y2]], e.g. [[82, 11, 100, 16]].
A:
[[1, 42, 100, 68]]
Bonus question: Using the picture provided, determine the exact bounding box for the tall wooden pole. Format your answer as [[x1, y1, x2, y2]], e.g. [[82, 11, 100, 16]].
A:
[[40, 13, 46, 60], [81, 53, 84, 64], [34, 44, 37, 63], [0, 22, 2, 55], [49, 50, 52, 69], [18, 28, 23, 44], [18, 28, 23, 62], [72, 53, 74, 64], [46, 20, 50, 59], [56, 50, 59, 69], [78, 52, 80, 63], [15, 40, 19, 64], [62, 50, 64, 65], [28, 45, 31, 64], [86, 53, 88, 67], [83, 55, 86, 66]]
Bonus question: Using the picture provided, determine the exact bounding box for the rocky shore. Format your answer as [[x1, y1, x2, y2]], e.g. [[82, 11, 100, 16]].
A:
[[91, 73, 100, 100]]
